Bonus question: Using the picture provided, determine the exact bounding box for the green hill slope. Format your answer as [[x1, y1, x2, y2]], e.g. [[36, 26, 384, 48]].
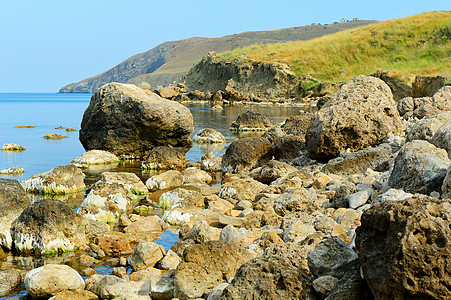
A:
[[215, 11, 450, 85], [59, 20, 376, 93]]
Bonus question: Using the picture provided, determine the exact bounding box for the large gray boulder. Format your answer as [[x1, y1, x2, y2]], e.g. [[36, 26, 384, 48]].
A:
[[0, 179, 30, 242], [306, 75, 402, 161], [80, 83, 193, 158], [388, 140, 450, 195], [10, 199, 89, 255], [356, 195, 451, 300]]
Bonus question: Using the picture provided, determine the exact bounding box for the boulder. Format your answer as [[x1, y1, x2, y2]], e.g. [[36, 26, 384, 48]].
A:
[[0, 270, 22, 298], [95, 235, 132, 257], [323, 143, 395, 176], [158, 249, 182, 270], [182, 168, 212, 184], [412, 75, 447, 98], [397, 97, 414, 116], [145, 170, 183, 192], [222, 137, 272, 173], [371, 70, 412, 101], [72, 150, 120, 165], [48, 290, 98, 300], [249, 160, 298, 184], [150, 275, 175, 300], [432, 85, 451, 111], [98, 172, 147, 195], [0, 179, 30, 246], [130, 242, 165, 271], [124, 216, 165, 234], [306, 75, 402, 160], [307, 236, 358, 278], [155, 86, 178, 99], [10, 199, 89, 255], [80, 83, 193, 157], [431, 121, 451, 159], [281, 113, 314, 136], [25, 264, 84, 299], [412, 103, 441, 119], [99, 280, 150, 299], [221, 256, 316, 300], [193, 128, 226, 144], [229, 110, 273, 131], [0, 166, 24, 175], [406, 112, 451, 142], [141, 146, 189, 170], [273, 135, 306, 162], [219, 178, 267, 202], [261, 126, 286, 143], [356, 195, 451, 299], [21, 164, 85, 195], [174, 240, 255, 299], [274, 188, 320, 216], [201, 152, 222, 172], [139, 82, 151, 90], [182, 220, 221, 243], [388, 140, 450, 194], [159, 188, 204, 209], [330, 183, 356, 209], [87, 275, 125, 296]]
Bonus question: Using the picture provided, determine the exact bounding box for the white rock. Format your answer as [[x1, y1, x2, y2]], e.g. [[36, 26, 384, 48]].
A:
[[347, 190, 370, 209]]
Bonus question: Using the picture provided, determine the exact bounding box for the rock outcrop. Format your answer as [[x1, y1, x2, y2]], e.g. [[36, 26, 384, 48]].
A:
[[79, 83, 193, 158], [356, 195, 451, 299], [306, 75, 402, 161]]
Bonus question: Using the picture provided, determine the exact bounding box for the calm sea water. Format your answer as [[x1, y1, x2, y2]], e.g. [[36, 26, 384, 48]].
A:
[[0, 93, 302, 181]]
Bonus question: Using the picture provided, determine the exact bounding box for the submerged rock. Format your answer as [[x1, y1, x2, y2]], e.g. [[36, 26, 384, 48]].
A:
[[21, 164, 85, 195], [230, 110, 273, 131], [0, 166, 24, 175], [193, 128, 226, 144], [80, 83, 193, 157], [1, 143, 26, 151], [72, 150, 120, 165], [306, 75, 401, 161]]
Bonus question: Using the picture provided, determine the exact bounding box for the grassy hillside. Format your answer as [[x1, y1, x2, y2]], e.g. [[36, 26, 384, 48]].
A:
[[216, 11, 450, 85], [60, 20, 376, 93]]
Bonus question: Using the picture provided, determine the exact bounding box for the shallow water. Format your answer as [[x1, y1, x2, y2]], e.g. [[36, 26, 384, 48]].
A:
[[0, 93, 302, 297]]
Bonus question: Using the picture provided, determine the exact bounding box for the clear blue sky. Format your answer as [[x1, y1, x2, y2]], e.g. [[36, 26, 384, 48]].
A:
[[0, 0, 449, 92]]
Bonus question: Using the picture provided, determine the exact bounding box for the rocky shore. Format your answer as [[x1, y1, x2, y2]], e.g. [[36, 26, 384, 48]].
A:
[[0, 75, 450, 299]]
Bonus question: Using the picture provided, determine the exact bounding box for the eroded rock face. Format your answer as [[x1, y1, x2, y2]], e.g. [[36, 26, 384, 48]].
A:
[[80, 83, 193, 158], [221, 256, 316, 300], [222, 137, 272, 173], [10, 199, 89, 255], [0, 179, 30, 243], [230, 111, 273, 131], [25, 264, 84, 299], [306, 75, 401, 161], [21, 164, 85, 195], [174, 241, 255, 299], [356, 195, 451, 299], [388, 140, 450, 195]]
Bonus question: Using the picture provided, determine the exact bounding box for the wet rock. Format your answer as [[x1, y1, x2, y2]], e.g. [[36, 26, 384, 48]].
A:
[[21, 164, 85, 195], [11, 199, 89, 255], [281, 113, 314, 136], [80, 83, 192, 157], [98, 171, 147, 195], [219, 178, 266, 202], [431, 121, 451, 159], [193, 128, 226, 144], [1, 143, 26, 151], [230, 110, 273, 131], [412, 74, 447, 98], [307, 236, 358, 278], [124, 215, 165, 234], [432, 85, 451, 110], [306, 75, 401, 161], [323, 143, 395, 176], [0, 270, 22, 298], [182, 168, 212, 184], [25, 264, 84, 299], [388, 140, 450, 194], [158, 188, 204, 209], [0, 179, 30, 247], [356, 195, 451, 299], [249, 160, 298, 184], [222, 137, 272, 173], [145, 170, 183, 192], [174, 240, 255, 299], [72, 150, 120, 165], [130, 242, 165, 271], [141, 146, 189, 170], [221, 256, 316, 300]]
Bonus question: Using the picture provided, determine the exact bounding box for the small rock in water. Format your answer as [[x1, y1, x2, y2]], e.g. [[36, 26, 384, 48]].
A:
[[72, 150, 120, 165], [193, 128, 226, 144], [43, 133, 68, 139], [0, 166, 24, 175], [1, 143, 26, 151], [15, 125, 34, 128]]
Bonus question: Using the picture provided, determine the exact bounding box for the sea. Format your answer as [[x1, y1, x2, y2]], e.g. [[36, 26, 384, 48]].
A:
[[0, 92, 302, 297]]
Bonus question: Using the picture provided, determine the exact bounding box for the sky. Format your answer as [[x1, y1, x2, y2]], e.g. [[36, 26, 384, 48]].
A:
[[0, 0, 449, 93]]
